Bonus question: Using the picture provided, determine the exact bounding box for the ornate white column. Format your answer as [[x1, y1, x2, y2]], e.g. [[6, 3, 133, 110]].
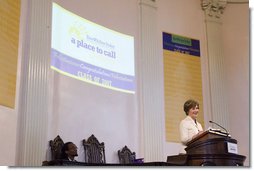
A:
[[16, 0, 51, 166], [201, 0, 230, 131], [139, 0, 164, 162]]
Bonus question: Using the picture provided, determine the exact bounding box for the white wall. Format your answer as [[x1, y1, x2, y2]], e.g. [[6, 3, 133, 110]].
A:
[[157, 0, 249, 165], [222, 3, 249, 166], [157, 0, 208, 158], [0, 107, 17, 165], [0, 0, 27, 165], [0, 0, 249, 166], [47, 0, 141, 163]]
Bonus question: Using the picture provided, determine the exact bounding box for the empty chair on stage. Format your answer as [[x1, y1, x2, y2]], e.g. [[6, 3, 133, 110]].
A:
[[49, 135, 65, 160], [118, 145, 136, 164], [82, 134, 106, 163], [42, 135, 64, 166]]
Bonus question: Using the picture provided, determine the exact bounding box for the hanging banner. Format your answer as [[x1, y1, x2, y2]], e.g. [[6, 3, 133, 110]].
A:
[[163, 32, 204, 143], [163, 32, 200, 57]]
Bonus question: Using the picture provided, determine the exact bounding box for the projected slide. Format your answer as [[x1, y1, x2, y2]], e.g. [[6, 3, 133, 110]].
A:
[[51, 3, 135, 93]]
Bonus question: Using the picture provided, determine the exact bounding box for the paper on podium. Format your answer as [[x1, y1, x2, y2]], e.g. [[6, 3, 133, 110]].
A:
[[206, 127, 231, 137]]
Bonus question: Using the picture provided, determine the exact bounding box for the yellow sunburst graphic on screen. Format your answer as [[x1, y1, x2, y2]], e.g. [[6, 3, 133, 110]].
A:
[[68, 22, 88, 40]]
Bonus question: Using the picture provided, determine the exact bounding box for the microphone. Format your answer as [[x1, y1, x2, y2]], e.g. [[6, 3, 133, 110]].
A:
[[209, 120, 229, 136]]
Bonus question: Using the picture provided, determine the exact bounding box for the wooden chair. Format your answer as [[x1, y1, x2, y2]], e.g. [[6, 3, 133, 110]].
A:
[[49, 135, 64, 160], [82, 134, 106, 163], [118, 145, 136, 164], [42, 135, 64, 166]]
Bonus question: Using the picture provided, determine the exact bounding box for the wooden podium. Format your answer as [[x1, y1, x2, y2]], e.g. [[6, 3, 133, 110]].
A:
[[167, 130, 246, 166]]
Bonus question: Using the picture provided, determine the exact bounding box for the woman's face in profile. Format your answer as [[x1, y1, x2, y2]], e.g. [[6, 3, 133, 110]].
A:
[[188, 105, 199, 120]]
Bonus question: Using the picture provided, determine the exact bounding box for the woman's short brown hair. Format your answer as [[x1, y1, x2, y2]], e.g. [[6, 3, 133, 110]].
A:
[[183, 99, 199, 115]]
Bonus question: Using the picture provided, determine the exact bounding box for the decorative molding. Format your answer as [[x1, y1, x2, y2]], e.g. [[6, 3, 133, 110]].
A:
[[227, 0, 248, 3], [201, 0, 227, 18], [139, 0, 164, 162], [139, 0, 157, 9], [202, 0, 230, 132], [16, 0, 51, 166]]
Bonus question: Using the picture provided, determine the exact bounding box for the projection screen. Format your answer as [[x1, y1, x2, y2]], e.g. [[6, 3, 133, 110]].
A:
[[51, 3, 135, 94]]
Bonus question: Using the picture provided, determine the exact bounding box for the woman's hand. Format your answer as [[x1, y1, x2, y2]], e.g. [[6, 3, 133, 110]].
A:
[[192, 131, 204, 139], [198, 130, 204, 135]]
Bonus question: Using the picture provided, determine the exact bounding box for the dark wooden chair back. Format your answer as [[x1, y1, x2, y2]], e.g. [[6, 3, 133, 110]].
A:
[[118, 145, 136, 164], [82, 134, 106, 163], [49, 135, 64, 160]]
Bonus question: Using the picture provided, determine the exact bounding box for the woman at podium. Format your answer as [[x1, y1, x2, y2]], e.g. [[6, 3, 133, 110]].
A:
[[179, 99, 203, 154]]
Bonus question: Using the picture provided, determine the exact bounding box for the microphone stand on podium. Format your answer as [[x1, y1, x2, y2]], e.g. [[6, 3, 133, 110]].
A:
[[167, 127, 246, 166]]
